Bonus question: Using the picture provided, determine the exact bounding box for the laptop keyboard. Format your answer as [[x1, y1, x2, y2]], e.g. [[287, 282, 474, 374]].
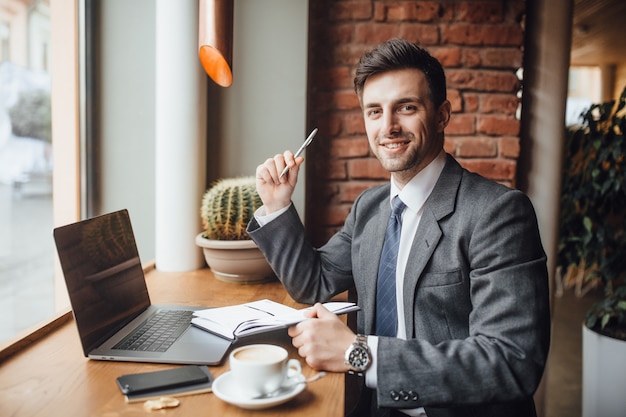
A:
[[113, 310, 193, 352]]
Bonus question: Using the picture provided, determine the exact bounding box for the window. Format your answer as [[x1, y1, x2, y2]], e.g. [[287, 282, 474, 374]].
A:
[[0, 0, 310, 345], [1, 20, 9, 61], [0, 0, 55, 343], [0, 0, 78, 344], [566, 66, 601, 126]]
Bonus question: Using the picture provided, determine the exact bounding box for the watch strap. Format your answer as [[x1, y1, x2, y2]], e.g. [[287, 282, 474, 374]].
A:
[[345, 334, 371, 375]]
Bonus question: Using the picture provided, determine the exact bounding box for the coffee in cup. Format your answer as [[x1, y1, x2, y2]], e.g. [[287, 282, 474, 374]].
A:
[[229, 344, 301, 398]]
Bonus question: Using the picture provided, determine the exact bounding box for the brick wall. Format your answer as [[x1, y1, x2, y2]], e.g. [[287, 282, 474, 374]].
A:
[[305, 0, 526, 245]]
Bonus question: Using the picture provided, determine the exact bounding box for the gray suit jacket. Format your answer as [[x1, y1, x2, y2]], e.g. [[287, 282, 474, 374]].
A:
[[248, 155, 551, 417]]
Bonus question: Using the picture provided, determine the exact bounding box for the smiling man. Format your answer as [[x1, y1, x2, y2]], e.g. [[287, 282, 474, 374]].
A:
[[248, 38, 550, 417]]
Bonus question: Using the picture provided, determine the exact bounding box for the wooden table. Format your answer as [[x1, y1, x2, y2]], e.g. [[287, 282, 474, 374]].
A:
[[0, 268, 347, 416]]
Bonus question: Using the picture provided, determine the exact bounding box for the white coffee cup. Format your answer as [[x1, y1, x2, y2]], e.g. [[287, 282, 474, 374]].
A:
[[229, 344, 302, 398]]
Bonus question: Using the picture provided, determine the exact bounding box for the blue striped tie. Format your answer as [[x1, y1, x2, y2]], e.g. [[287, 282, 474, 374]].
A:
[[375, 196, 405, 337]]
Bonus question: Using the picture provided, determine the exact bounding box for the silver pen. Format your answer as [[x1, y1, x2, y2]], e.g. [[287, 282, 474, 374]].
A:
[[279, 128, 318, 179]]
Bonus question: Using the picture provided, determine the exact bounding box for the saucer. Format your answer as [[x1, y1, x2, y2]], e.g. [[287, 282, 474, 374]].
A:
[[212, 371, 306, 410]]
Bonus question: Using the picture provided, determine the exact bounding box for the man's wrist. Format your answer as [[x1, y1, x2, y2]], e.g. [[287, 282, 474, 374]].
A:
[[344, 334, 372, 375], [254, 204, 290, 226]]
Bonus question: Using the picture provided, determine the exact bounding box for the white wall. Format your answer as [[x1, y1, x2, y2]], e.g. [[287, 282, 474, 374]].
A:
[[96, 0, 156, 262], [209, 0, 309, 217], [95, 0, 309, 262]]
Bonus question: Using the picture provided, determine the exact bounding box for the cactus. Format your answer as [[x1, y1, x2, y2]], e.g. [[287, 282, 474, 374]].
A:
[[200, 176, 263, 240]]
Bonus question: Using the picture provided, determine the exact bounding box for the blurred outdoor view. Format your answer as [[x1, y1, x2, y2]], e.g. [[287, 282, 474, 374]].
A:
[[0, 0, 54, 343]]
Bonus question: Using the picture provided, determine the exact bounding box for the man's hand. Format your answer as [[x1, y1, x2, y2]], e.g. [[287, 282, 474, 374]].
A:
[[255, 151, 304, 214], [288, 303, 355, 372]]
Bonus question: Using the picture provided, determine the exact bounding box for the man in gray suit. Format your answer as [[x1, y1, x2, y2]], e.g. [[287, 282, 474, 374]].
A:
[[248, 39, 550, 417]]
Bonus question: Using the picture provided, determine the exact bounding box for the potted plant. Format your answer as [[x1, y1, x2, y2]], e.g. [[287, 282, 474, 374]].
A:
[[557, 86, 626, 417], [195, 176, 274, 283]]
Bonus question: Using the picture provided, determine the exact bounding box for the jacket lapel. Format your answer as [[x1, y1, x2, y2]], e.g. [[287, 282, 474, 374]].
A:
[[402, 155, 462, 336]]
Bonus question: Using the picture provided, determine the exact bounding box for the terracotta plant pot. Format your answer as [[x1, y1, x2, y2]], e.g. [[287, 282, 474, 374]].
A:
[[195, 233, 275, 284]]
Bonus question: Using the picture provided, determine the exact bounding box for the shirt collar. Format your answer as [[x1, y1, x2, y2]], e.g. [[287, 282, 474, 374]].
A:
[[389, 150, 446, 214]]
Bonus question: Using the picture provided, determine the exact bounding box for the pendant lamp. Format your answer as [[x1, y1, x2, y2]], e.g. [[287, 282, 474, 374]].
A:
[[198, 0, 233, 87]]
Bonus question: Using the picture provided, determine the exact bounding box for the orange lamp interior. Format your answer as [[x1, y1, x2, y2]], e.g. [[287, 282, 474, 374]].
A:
[[199, 45, 233, 88]]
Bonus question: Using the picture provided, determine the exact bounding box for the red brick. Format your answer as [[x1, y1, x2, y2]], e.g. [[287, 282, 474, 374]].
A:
[[499, 137, 520, 158], [456, 136, 497, 158], [347, 158, 390, 180], [446, 113, 476, 135], [479, 93, 519, 115], [438, 2, 456, 22], [400, 24, 440, 45], [386, 2, 415, 21], [330, 137, 370, 159], [477, 115, 520, 136], [446, 69, 520, 93], [331, 66, 354, 89], [415, 1, 445, 22], [456, 2, 504, 23], [324, 23, 356, 45], [441, 23, 523, 46], [508, 0, 527, 22], [334, 44, 370, 66], [330, 1, 373, 21], [460, 158, 516, 181], [443, 137, 457, 155], [373, 2, 386, 22], [354, 22, 403, 44], [331, 90, 361, 110], [386, 1, 441, 22], [461, 48, 482, 68], [309, 90, 361, 112], [431, 46, 462, 67], [463, 93, 479, 112], [481, 48, 523, 69], [343, 111, 366, 135], [448, 89, 463, 113], [484, 24, 524, 46], [312, 66, 353, 90]]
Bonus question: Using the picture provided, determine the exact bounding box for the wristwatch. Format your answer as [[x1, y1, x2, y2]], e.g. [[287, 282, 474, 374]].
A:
[[344, 334, 372, 375]]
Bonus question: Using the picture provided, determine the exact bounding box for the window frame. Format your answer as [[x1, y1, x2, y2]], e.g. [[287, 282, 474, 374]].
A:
[[51, 0, 81, 310]]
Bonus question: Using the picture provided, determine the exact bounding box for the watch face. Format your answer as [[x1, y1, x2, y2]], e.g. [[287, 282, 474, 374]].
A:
[[349, 346, 370, 371]]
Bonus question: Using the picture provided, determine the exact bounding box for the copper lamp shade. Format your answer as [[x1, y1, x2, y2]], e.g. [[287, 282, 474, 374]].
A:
[[199, 0, 234, 87]]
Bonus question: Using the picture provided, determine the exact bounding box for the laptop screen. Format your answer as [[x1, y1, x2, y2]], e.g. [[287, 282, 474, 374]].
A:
[[54, 209, 151, 355]]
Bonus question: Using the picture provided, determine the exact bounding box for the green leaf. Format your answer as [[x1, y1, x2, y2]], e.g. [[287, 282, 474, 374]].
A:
[[601, 314, 610, 329], [593, 139, 602, 150], [586, 315, 597, 329]]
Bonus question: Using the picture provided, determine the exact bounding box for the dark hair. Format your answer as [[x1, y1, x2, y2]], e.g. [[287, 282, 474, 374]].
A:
[[354, 38, 447, 107]]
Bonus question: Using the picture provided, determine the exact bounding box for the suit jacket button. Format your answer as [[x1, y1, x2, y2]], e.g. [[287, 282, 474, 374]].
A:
[[399, 390, 410, 401], [390, 390, 400, 401], [408, 390, 419, 401]]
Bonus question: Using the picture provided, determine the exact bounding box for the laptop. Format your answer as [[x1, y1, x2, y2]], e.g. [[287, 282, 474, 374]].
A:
[[53, 209, 232, 365]]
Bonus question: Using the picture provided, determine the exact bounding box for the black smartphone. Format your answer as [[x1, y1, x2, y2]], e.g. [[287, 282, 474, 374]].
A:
[[116, 365, 210, 395]]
